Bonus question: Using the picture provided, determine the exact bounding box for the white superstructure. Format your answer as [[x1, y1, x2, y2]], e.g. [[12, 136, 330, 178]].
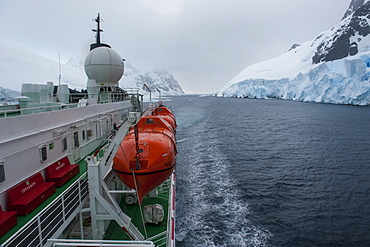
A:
[[0, 13, 174, 247]]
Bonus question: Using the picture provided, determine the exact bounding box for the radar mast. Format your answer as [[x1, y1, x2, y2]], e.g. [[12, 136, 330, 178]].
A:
[[90, 13, 111, 51]]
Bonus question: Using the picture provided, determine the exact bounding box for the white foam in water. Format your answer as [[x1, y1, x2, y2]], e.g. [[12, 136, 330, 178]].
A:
[[176, 120, 272, 246]]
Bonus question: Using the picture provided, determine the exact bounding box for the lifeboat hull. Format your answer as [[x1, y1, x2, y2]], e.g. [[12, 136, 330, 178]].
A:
[[113, 114, 176, 202], [153, 107, 177, 130]]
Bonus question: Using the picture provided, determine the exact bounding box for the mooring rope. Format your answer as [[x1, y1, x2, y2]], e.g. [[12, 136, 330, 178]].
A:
[[131, 168, 148, 239], [118, 142, 130, 165], [134, 124, 141, 170]]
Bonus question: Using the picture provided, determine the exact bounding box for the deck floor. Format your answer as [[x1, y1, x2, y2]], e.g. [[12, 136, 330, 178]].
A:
[[104, 183, 170, 245]]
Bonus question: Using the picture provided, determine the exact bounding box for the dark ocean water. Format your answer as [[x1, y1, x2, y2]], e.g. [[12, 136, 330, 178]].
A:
[[169, 95, 370, 247]]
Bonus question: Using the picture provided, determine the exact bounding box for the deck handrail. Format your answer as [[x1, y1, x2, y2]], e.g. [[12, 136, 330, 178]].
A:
[[47, 239, 154, 247], [0, 91, 143, 118], [0, 103, 79, 117], [2, 173, 89, 247]]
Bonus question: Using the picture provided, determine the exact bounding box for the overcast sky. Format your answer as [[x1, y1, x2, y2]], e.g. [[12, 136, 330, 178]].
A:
[[0, 0, 351, 94]]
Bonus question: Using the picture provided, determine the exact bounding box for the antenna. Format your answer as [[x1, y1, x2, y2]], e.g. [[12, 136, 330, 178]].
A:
[[92, 13, 103, 44], [90, 13, 111, 51], [58, 53, 62, 87]]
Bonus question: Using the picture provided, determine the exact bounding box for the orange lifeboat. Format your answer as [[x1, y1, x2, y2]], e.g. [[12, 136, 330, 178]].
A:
[[113, 108, 176, 203], [152, 106, 177, 131]]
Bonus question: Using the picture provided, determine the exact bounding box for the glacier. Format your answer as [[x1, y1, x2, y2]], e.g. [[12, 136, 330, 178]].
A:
[[217, 0, 370, 106]]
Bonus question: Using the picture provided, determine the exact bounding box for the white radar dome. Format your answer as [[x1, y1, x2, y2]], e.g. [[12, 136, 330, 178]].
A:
[[84, 47, 124, 87]]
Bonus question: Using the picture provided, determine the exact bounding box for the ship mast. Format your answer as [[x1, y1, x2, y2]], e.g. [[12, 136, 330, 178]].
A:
[[90, 13, 111, 51], [93, 13, 102, 45]]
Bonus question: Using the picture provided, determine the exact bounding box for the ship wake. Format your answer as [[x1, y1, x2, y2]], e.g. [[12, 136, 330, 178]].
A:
[[175, 113, 271, 246]]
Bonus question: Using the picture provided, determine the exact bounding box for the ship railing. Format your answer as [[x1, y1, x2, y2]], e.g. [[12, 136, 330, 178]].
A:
[[47, 239, 155, 247], [124, 88, 140, 95], [0, 103, 78, 118], [0, 91, 144, 118], [2, 173, 89, 247], [146, 231, 167, 246], [144, 174, 175, 247], [95, 90, 141, 102], [157, 181, 171, 200], [96, 93, 130, 103], [166, 173, 176, 247]]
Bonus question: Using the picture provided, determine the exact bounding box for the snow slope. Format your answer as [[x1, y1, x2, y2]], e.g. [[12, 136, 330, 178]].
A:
[[0, 86, 20, 101], [217, 0, 370, 105], [0, 43, 86, 91], [117, 63, 184, 96], [0, 43, 184, 96]]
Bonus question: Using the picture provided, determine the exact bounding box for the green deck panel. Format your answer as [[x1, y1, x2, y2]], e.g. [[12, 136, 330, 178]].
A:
[[0, 159, 88, 244], [104, 188, 170, 245]]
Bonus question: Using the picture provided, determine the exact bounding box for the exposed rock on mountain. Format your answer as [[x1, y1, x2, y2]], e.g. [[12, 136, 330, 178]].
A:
[[0, 87, 20, 102], [312, 0, 370, 64], [123, 64, 184, 96]]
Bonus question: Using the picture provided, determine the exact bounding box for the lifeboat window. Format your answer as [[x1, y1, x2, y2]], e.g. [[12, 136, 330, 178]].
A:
[[40, 146, 47, 162], [138, 149, 143, 153], [146, 118, 154, 124], [62, 138, 67, 151], [82, 130, 86, 140]]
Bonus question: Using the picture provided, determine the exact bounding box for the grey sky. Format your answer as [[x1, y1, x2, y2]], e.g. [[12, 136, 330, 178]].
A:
[[0, 0, 350, 93]]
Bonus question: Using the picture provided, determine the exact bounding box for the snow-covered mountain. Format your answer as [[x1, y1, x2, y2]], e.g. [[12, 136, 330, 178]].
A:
[[65, 58, 184, 96], [217, 0, 370, 105], [123, 63, 184, 96], [0, 87, 20, 102], [0, 43, 86, 92], [0, 43, 184, 96]]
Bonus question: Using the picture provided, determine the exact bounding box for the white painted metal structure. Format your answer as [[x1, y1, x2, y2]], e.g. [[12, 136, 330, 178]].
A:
[[85, 111, 145, 241], [0, 99, 132, 209], [0, 14, 175, 246]]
